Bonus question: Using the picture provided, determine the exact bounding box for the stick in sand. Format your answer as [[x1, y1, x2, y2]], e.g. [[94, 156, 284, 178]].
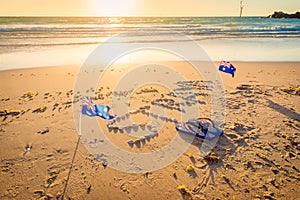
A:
[[61, 113, 82, 200]]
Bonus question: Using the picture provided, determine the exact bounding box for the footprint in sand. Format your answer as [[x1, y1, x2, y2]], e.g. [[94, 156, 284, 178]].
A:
[[37, 128, 49, 135], [32, 106, 47, 113]]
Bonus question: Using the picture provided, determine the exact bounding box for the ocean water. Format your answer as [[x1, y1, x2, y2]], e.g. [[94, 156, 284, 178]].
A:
[[0, 17, 300, 70]]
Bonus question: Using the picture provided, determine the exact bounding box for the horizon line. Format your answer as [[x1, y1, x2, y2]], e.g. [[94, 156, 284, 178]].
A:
[[0, 15, 266, 17]]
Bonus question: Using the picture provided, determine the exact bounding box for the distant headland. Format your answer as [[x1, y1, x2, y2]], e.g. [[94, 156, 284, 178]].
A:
[[267, 11, 300, 18]]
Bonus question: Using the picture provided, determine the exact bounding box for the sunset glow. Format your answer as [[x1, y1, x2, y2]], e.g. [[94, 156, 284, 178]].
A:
[[0, 0, 299, 16], [89, 0, 136, 16]]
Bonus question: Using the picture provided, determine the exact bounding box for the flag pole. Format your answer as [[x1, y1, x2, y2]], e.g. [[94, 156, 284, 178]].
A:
[[61, 113, 82, 200]]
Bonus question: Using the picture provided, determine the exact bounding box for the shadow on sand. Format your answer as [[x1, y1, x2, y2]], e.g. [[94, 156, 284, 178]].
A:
[[267, 99, 300, 122]]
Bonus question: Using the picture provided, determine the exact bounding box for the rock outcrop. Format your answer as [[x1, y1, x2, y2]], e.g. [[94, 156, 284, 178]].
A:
[[267, 11, 300, 18]]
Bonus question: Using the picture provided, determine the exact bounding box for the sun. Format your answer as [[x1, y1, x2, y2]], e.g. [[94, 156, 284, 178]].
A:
[[90, 0, 135, 16]]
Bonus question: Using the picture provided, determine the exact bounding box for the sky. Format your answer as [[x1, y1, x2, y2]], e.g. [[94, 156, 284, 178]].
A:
[[0, 0, 299, 17]]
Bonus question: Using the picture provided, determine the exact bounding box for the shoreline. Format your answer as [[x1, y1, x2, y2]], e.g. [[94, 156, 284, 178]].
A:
[[1, 60, 300, 73], [1, 36, 300, 71]]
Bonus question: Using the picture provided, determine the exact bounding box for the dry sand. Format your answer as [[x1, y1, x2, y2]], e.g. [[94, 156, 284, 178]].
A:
[[0, 61, 299, 200]]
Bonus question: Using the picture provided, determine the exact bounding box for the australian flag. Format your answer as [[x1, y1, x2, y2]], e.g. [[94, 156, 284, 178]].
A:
[[219, 61, 236, 77], [82, 96, 115, 120]]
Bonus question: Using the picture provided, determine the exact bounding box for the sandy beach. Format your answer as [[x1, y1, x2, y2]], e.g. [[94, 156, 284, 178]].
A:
[[0, 61, 299, 199]]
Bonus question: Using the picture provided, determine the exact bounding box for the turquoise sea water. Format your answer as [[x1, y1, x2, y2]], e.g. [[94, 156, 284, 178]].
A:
[[0, 17, 299, 70]]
